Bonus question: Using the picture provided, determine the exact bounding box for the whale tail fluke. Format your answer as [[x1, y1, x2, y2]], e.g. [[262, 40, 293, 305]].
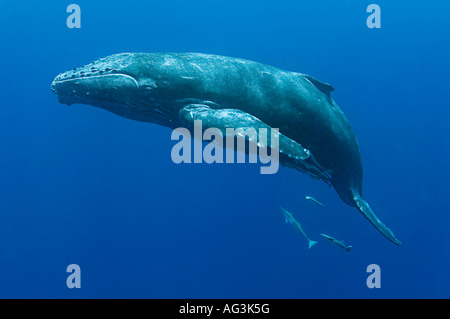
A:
[[353, 195, 402, 246], [308, 240, 319, 249], [345, 246, 352, 253]]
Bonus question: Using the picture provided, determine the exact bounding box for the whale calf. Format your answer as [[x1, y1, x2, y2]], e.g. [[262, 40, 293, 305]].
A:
[[51, 52, 401, 245]]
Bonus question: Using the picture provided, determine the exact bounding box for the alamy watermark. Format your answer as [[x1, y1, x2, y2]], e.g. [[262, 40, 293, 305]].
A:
[[367, 4, 381, 29], [66, 264, 81, 288], [170, 120, 280, 174], [366, 264, 381, 288], [66, 4, 81, 29]]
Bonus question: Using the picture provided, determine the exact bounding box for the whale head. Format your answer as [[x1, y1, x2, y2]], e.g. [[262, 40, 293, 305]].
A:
[[51, 53, 180, 127]]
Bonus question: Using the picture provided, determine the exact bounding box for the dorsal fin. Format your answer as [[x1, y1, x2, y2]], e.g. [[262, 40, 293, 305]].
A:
[[303, 74, 335, 98]]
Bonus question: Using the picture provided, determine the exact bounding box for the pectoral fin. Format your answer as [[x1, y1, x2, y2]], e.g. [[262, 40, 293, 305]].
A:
[[179, 104, 331, 182], [353, 195, 402, 246]]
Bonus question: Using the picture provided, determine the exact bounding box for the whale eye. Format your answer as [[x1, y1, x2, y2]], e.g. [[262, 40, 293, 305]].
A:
[[139, 79, 158, 95]]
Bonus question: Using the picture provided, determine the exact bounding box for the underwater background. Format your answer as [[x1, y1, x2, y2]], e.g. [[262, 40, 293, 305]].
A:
[[0, 0, 449, 298]]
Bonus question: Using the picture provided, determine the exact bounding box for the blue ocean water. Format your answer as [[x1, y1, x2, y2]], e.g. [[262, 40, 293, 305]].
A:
[[0, 0, 449, 298]]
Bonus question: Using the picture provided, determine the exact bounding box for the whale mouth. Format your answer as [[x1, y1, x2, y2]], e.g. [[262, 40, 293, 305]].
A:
[[51, 53, 139, 106], [51, 65, 177, 127]]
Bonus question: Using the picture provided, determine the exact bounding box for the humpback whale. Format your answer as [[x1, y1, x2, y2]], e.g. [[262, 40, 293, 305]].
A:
[[51, 52, 401, 245]]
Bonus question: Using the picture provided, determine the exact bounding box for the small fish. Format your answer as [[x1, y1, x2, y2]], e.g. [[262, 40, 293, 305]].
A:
[[280, 207, 318, 249], [320, 233, 352, 253], [305, 196, 326, 207]]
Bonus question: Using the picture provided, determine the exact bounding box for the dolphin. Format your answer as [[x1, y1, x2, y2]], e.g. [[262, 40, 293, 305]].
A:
[[51, 52, 401, 245]]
